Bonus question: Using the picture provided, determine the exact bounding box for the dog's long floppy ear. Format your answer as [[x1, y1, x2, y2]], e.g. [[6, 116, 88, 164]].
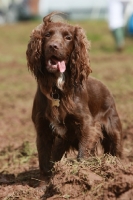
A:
[[70, 26, 92, 85], [26, 23, 44, 79]]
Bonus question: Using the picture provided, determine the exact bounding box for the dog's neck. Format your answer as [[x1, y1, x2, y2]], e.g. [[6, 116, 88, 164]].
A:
[[39, 72, 65, 100]]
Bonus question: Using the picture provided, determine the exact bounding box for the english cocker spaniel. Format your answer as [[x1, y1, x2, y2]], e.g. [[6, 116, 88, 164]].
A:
[[26, 12, 122, 183]]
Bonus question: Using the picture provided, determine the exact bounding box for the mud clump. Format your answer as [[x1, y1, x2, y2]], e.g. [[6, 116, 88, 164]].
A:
[[42, 155, 133, 200]]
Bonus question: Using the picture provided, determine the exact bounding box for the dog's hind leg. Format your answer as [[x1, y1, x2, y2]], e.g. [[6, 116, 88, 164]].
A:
[[101, 107, 122, 157]]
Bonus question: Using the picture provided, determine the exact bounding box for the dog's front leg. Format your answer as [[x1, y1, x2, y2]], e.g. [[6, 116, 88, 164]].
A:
[[77, 119, 102, 160], [36, 131, 53, 185]]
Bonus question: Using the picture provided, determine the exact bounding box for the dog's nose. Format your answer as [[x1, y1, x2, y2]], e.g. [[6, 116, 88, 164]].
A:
[[49, 43, 59, 50]]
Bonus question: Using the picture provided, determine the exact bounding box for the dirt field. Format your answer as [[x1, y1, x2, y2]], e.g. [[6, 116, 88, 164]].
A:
[[0, 19, 133, 200]]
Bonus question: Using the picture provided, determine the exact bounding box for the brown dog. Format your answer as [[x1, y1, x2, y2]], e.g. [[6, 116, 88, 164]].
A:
[[26, 12, 122, 182]]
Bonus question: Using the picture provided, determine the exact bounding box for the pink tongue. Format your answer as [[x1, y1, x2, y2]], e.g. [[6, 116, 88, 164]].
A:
[[57, 61, 66, 72]]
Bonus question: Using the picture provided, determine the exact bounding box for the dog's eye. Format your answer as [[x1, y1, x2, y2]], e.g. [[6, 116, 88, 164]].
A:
[[45, 32, 51, 37], [65, 35, 72, 41]]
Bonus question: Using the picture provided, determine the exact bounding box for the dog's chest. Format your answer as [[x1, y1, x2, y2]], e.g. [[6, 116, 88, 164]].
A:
[[49, 113, 81, 140]]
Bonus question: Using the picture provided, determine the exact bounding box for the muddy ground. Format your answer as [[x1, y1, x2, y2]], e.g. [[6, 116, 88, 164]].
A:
[[0, 20, 133, 200]]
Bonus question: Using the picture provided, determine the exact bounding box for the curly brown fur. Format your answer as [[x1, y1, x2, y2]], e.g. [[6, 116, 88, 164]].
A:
[[26, 12, 122, 183]]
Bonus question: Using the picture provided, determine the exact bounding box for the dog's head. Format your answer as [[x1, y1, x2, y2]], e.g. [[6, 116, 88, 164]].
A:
[[26, 12, 92, 86], [42, 19, 74, 74]]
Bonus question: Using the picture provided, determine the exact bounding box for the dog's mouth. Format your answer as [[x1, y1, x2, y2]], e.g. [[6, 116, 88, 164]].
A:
[[46, 56, 66, 73]]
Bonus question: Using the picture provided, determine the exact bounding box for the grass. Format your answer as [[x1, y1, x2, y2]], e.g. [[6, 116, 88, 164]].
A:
[[0, 18, 133, 199], [0, 141, 36, 172]]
